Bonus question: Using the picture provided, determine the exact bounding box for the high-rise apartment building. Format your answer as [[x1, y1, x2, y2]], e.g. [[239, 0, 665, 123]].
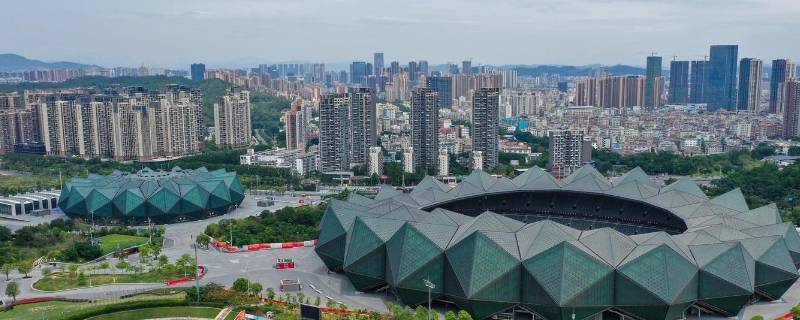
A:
[[770, 59, 797, 113], [419, 61, 429, 77], [462, 60, 472, 74], [645, 56, 663, 109], [426, 76, 453, 109], [438, 149, 449, 176], [318, 89, 377, 172], [690, 60, 709, 103], [0, 93, 35, 155], [782, 81, 800, 137], [349, 61, 371, 87], [389, 61, 400, 79], [348, 88, 377, 166], [548, 130, 592, 179], [373, 52, 384, 77], [408, 61, 418, 83], [471, 151, 483, 171], [576, 76, 643, 108], [214, 87, 252, 149], [190, 63, 205, 81], [368, 146, 383, 176], [669, 61, 690, 104], [707, 45, 739, 110], [319, 93, 351, 172], [403, 147, 414, 174], [411, 88, 439, 173], [737, 58, 763, 111], [472, 88, 500, 171], [285, 97, 306, 151], [31, 87, 202, 160]]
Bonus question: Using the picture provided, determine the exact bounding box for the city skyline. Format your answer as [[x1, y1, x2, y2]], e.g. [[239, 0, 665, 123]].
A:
[[2, 0, 800, 69]]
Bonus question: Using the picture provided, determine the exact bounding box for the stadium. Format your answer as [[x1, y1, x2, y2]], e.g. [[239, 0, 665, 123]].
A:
[[316, 166, 800, 320], [58, 167, 244, 224]]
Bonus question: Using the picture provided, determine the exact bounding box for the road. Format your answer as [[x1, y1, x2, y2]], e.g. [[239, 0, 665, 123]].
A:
[[1, 193, 392, 312]]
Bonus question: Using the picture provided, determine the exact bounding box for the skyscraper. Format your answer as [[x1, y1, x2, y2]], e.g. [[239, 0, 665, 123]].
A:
[[707, 45, 739, 110], [690, 60, 709, 103], [668, 60, 690, 104], [319, 93, 351, 172], [737, 58, 763, 111], [285, 97, 306, 151], [389, 61, 400, 79], [190, 63, 205, 81], [426, 76, 453, 109], [348, 88, 377, 166], [462, 60, 472, 74], [408, 61, 418, 82], [472, 88, 500, 171], [411, 88, 439, 173], [419, 60, 429, 77], [349, 61, 371, 86], [645, 56, 662, 109], [770, 59, 797, 113], [373, 52, 384, 76], [782, 81, 800, 137], [214, 87, 252, 149]]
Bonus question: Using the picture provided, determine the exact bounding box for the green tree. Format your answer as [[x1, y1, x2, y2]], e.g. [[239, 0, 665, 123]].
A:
[[792, 304, 800, 320], [314, 296, 321, 306], [232, 277, 250, 293], [415, 306, 428, 320], [196, 234, 211, 249], [1, 263, 13, 281], [445, 311, 457, 320], [5, 281, 19, 303], [250, 282, 263, 297], [751, 316, 765, 320], [115, 260, 129, 273], [16, 260, 33, 278], [457, 310, 473, 320], [99, 261, 110, 273], [266, 287, 276, 301]]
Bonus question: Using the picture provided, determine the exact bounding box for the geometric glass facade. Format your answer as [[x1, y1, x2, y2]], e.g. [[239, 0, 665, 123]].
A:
[[316, 167, 800, 320], [58, 167, 244, 224]]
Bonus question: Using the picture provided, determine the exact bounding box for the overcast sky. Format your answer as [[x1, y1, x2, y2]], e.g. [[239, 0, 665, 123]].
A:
[[2, 0, 799, 69]]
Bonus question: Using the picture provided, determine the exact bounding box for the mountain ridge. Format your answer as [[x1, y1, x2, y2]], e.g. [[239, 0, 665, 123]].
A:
[[0, 53, 99, 72]]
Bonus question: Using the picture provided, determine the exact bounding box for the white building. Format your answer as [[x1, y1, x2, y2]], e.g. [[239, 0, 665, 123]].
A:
[[403, 147, 414, 173], [472, 151, 483, 171], [438, 149, 449, 176], [368, 146, 384, 176]]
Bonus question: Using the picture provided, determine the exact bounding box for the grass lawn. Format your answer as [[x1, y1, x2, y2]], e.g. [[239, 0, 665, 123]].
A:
[[0, 293, 186, 320], [34, 269, 186, 291], [86, 306, 221, 320], [98, 234, 149, 254]]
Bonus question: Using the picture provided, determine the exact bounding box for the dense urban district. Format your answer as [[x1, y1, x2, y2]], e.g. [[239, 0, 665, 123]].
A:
[[2, 43, 800, 320]]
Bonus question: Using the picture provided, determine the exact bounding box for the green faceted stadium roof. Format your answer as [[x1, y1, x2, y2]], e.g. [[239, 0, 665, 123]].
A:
[[59, 167, 244, 220], [316, 165, 800, 320]]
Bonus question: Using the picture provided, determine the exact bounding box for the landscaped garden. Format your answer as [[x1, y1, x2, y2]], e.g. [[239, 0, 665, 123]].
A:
[[97, 234, 149, 255], [86, 306, 221, 320], [33, 253, 197, 291]]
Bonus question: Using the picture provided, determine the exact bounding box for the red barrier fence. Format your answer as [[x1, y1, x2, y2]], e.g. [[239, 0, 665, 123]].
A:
[[234, 310, 247, 320], [209, 237, 317, 253], [12, 297, 53, 306], [165, 265, 207, 286]]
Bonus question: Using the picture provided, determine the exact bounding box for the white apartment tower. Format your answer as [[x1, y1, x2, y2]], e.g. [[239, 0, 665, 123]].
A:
[[214, 87, 252, 149]]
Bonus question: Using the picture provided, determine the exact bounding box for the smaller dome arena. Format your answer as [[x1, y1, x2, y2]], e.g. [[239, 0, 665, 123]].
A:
[[58, 167, 244, 224]]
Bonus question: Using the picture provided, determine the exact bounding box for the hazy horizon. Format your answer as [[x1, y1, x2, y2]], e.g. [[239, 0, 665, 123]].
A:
[[2, 0, 799, 69]]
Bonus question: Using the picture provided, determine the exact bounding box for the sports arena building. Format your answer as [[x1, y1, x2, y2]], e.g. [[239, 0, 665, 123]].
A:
[[315, 166, 800, 320], [59, 167, 244, 224]]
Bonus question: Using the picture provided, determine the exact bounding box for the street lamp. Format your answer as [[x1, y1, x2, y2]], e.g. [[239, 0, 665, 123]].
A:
[[424, 279, 435, 320]]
